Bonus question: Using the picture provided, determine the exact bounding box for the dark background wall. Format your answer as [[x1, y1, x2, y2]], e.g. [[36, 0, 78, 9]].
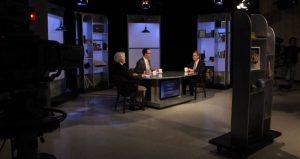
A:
[[260, 0, 300, 80], [49, 0, 260, 83]]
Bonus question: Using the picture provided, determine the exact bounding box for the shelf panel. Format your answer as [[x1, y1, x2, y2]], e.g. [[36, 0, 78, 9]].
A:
[[251, 69, 265, 73], [92, 32, 107, 34], [198, 37, 215, 39], [94, 65, 107, 67], [93, 39, 104, 41], [93, 51, 105, 54], [252, 38, 267, 41], [250, 89, 264, 95], [266, 53, 275, 56]]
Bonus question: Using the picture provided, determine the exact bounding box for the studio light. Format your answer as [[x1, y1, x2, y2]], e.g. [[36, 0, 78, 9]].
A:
[[29, 9, 37, 24], [77, 0, 88, 6], [214, 0, 223, 5], [236, 0, 249, 11], [56, 21, 67, 31], [141, 0, 150, 10], [141, 26, 150, 33]]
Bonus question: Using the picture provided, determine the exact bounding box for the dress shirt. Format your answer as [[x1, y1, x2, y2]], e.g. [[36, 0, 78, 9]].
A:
[[193, 60, 199, 71], [143, 57, 150, 70]]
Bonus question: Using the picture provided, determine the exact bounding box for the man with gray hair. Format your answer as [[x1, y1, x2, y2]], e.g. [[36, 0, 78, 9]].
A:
[[113, 52, 147, 109]]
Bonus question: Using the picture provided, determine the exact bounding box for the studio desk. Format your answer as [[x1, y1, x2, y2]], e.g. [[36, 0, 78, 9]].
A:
[[142, 71, 196, 109]]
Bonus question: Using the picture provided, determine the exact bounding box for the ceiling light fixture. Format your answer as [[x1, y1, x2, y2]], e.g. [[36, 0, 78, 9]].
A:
[[77, 0, 89, 6], [56, 21, 67, 31], [236, 0, 249, 10], [141, 0, 150, 10], [141, 25, 150, 33], [214, 0, 223, 5]]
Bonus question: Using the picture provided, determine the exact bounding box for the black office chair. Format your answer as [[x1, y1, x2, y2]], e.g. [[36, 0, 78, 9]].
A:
[[194, 73, 207, 100], [113, 75, 144, 113]]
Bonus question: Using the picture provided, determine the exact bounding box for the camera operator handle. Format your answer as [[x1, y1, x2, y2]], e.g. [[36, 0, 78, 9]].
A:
[[48, 41, 62, 81]]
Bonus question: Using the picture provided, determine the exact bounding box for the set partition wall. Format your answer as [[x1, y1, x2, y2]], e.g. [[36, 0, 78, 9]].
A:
[[47, 9, 65, 97], [208, 12, 281, 157], [127, 15, 161, 69], [197, 13, 231, 88]]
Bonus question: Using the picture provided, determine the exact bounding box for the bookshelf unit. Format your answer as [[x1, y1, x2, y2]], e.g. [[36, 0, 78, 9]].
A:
[[75, 12, 109, 91], [197, 13, 231, 88], [208, 11, 281, 158]]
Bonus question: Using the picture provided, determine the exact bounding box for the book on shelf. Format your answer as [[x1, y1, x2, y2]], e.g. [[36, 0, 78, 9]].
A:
[[250, 47, 260, 70], [93, 24, 104, 33], [198, 30, 206, 37]]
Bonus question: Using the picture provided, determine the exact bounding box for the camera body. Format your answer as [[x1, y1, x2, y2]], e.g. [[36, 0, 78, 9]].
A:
[[0, 38, 83, 89], [0, 0, 83, 117], [0, 0, 83, 158], [0, 0, 83, 91]]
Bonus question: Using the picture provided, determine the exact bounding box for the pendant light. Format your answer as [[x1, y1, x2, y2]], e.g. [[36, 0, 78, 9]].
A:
[[55, 21, 67, 31], [141, 25, 150, 33], [77, 0, 89, 6], [214, 0, 223, 5], [141, 0, 150, 10]]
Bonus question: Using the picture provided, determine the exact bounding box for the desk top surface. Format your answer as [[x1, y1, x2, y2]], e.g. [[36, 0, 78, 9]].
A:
[[142, 71, 197, 80]]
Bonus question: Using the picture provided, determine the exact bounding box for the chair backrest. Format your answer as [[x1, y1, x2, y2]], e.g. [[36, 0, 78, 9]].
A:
[[113, 75, 138, 97], [195, 68, 207, 99], [196, 67, 206, 84], [196, 74, 206, 86]]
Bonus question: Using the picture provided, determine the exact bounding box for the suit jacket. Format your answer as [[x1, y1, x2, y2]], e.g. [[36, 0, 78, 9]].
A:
[[134, 57, 151, 74], [114, 63, 131, 79], [189, 60, 206, 78], [113, 63, 138, 96]]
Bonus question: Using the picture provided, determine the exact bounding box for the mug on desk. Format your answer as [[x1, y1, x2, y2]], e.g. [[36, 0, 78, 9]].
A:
[[152, 70, 157, 76], [184, 67, 188, 72], [158, 68, 163, 73]]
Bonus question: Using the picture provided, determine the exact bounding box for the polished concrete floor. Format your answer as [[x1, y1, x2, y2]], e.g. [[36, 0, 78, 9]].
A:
[[1, 84, 300, 159]]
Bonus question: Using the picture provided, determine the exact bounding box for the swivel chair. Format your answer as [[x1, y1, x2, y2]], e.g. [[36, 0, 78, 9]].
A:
[[194, 73, 207, 100], [113, 75, 144, 113]]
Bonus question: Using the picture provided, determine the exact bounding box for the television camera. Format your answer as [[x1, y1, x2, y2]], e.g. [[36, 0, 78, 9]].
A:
[[0, 0, 83, 158]]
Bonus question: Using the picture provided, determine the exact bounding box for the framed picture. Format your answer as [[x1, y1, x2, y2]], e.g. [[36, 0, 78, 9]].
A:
[[250, 47, 260, 70]]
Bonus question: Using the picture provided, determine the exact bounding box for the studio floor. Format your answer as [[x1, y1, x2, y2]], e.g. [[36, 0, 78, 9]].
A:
[[1, 84, 300, 159]]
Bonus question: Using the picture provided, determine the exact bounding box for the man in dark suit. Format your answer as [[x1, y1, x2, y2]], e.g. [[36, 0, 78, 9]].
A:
[[134, 48, 152, 99], [182, 50, 206, 95], [113, 52, 146, 104], [134, 48, 152, 74]]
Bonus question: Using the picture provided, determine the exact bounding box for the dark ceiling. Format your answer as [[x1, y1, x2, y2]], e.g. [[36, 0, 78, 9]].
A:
[[49, 0, 259, 15]]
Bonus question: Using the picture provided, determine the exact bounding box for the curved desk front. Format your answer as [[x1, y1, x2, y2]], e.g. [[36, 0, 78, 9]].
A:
[[142, 71, 196, 108]]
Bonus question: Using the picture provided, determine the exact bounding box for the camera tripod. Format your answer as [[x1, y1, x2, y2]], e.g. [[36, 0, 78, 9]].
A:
[[0, 87, 67, 159]]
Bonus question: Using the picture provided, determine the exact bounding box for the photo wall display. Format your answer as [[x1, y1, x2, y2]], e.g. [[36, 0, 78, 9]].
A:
[[250, 47, 261, 70]]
